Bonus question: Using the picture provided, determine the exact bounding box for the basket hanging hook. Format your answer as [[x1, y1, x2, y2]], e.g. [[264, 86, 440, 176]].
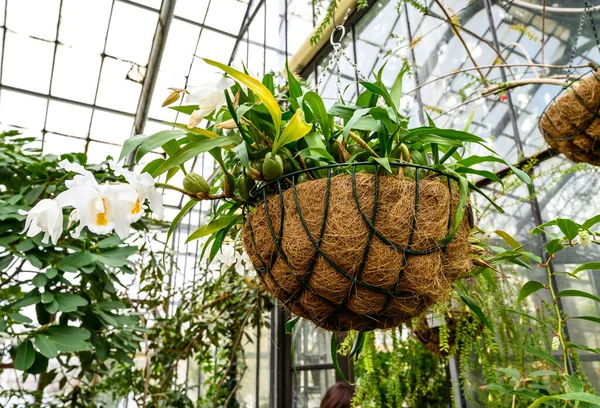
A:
[[316, 8, 367, 99]]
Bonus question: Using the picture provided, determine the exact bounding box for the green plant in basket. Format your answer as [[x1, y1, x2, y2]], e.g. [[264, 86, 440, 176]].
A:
[[120, 58, 532, 332]]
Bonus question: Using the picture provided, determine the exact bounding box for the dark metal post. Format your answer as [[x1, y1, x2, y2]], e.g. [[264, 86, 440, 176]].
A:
[[482, 0, 573, 373], [126, 0, 176, 165], [404, 2, 426, 125]]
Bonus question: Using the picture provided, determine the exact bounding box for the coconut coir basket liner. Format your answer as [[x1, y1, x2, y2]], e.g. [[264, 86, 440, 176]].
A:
[[539, 70, 600, 166], [242, 163, 473, 332]]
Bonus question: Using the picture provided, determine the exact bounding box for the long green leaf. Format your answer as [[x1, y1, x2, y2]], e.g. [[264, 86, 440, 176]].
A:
[[119, 134, 148, 161], [343, 107, 371, 139], [135, 130, 185, 162], [273, 109, 312, 153], [527, 392, 600, 408], [302, 91, 331, 141], [405, 127, 486, 143], [569, 315, 600, 325], [517, 281, 545, 303], [455, 167, 503, 185], [153, 134, 240, 177], [437, 173, 468, 246], [520, 344, 560, 368], [166, 199, 198, 247], [286, 60, 302, 99], [572, 262, 600, 275], [185, 215, 240, 244], [331, 333, 347, 382], [495, 308, 554, 330], [582, 214, 600, 230], [204, 58, 281, 136], [390, 62, 410, 109], [495, 230, 521, 250], [557, 289, 600, 303], [454, 283, 493, 331]]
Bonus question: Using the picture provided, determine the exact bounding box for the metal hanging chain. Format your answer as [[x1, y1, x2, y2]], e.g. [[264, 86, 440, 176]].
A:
[[315, 8, 368, 98], [566, 0, 600, 77]]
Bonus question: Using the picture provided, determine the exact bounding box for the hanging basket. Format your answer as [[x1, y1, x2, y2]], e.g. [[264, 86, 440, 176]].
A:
[[539, 69, 600, 166], [242, 162, 474, 332]]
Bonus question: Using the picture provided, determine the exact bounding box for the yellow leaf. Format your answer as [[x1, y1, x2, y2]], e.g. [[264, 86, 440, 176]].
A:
[[273, 109, 311, 153], [203, 58, 281, 137]]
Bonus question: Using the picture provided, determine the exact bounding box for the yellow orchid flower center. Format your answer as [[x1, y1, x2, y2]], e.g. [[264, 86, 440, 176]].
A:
[[131, 196, 142, 215], [96, 198, 108, 227]]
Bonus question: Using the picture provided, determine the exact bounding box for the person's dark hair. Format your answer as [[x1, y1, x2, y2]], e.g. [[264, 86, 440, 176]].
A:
[[320, 381, 355, 408]]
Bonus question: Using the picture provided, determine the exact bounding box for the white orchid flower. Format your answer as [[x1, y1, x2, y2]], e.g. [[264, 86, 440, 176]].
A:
[[19, 199, 64, 245], [57, 159, 139, 240], [109, 162, 164, 221], [57, 183, 138, 240], [213, 243, 238, 273], [234, 256, 245, 275], [59, 159, 98, 189], [185, 77, 235, 128]]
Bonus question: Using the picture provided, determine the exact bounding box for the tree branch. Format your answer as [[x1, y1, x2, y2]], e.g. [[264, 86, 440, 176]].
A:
[[432, 0, 487, 82]]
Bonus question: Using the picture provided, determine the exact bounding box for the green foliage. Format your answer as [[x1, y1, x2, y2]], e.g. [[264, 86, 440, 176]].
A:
[[350, 330, 449, 407], [86, 271, 270, 408], [310, 0, 341, 46], [124, 59, 531, 262], [0, 131, 165, 404], [345, 216, 600, 407], [397, 0, 428, 15]]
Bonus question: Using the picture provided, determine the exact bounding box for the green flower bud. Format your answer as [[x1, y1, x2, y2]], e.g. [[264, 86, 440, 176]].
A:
[[262, 152, 284, 181], [183, 172, 210, 194], [238, 174, 256, 200]]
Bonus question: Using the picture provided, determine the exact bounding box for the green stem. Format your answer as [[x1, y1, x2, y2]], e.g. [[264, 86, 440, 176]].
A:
[[179, 165, 188, 176], [348, 131, 380, 158], [155, 182, 188, 196], [546, 263, 569, 375], [440, 147, 458, 164], [431, 143, 439, 164]]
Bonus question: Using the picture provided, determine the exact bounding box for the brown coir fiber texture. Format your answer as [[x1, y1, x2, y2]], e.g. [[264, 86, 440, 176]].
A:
[[242, 173, 473, 331], [539, 71, 600, 166]]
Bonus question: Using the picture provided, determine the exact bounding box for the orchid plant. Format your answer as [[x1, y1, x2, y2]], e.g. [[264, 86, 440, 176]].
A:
[[119, 58, 532, 263], [21, 159, 164, 244]]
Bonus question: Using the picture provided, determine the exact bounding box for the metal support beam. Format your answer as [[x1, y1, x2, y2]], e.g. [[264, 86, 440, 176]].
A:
[[126, 0, 177, 165], [483, 0, 574, 374], [404, 2, 426, 125]]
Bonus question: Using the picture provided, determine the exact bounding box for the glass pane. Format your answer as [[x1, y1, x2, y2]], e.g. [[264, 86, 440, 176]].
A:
[[6, 0, 60, 41], [89, 110, 134, 145], [160, 20, 200, 77], [294, 320, 332, 366], [59, 0, 112, 52], [147, 70, 185, 122], [43, 133, 86, 156], [95, 57, 143, 114], [104, 1, 157, 66], [195, 30, 236, 67], [86, 140, 122, 163], [0, 90, 48, 131], [51, 45, 102, 104], [45, 101, 93, 138], [175, 0, 210, 23], [293, 369, 335, 408], [2, 32, 54, 93], [205, 0, 247, 34]]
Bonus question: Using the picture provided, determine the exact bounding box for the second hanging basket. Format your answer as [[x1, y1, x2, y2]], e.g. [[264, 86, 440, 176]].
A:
[[539, 69, 600, 166], [242, 162, 474, 332]]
